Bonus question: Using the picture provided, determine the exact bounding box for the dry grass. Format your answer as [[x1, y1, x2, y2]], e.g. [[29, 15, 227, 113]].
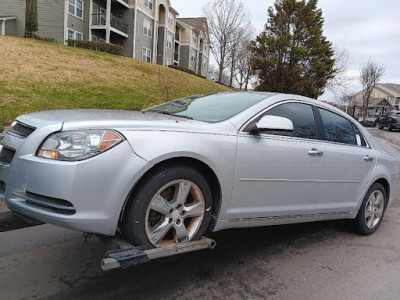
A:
[[0, 36, 231, 129]]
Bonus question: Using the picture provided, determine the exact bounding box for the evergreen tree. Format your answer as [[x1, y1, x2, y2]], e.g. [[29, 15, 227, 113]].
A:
[[25, 0, 38, 38], [250, 0, 334, 98]]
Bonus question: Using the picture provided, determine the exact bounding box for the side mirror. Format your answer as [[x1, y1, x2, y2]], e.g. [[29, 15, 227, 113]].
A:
[[250, 115, 294, 134]]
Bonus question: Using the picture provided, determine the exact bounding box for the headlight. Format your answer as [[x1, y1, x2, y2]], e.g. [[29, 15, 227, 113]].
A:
[[37, 130, 124, 161]]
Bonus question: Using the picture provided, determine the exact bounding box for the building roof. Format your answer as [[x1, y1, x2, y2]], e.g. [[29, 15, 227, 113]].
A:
[[177, 17, 209, 42], [383, 83, 400, 96], [353, 97, 393, 108], [375, 83, 400, 97]]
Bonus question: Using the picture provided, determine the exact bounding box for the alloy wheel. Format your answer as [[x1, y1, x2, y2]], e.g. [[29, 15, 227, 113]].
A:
[[365, 190, 384, 229], [145, 179, 205, 247]]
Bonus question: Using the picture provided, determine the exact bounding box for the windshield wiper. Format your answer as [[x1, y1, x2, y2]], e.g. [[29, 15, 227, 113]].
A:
[[158, 111, 193, 120]]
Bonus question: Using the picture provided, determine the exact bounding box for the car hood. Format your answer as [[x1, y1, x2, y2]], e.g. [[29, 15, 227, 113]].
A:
[[16, 109, 235, 134]]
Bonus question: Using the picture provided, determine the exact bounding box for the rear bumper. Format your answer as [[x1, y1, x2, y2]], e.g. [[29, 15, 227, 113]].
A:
[[1, 141, 150, 235]]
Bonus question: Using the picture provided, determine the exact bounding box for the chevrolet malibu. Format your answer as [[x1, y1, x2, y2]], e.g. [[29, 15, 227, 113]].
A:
[[0, 92, 398, 248]]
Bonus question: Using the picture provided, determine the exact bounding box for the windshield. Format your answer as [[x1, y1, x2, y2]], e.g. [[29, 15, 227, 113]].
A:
[[146, 92, 268, 123]]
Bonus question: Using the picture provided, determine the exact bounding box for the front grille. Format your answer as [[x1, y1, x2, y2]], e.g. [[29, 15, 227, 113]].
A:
[[23, 191, 76, 215], [0, 146, 15, 164], [6, 121, 36, 138]]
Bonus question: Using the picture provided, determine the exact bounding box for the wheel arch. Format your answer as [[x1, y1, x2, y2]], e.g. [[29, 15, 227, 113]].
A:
[[119, 156, 223, 232], [374, 178, 390, 203]]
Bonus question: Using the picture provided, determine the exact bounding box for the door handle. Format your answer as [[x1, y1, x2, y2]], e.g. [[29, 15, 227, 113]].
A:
[[364, 155, 374, 162], [308, 148, 323, 157]]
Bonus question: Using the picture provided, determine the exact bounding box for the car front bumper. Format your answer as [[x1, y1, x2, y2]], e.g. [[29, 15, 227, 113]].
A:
[[1, 139, 149, 236]]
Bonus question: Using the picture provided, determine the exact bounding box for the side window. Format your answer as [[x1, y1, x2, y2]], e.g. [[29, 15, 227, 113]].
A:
[[319, 109, 356, 145], [258, 103, 316, 139]]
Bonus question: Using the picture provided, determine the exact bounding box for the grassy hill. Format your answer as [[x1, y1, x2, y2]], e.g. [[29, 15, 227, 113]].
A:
[[0, 36, 231, 130]]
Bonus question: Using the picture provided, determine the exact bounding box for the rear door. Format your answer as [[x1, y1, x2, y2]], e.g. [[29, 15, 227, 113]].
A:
[[314, 107, 375, 213]]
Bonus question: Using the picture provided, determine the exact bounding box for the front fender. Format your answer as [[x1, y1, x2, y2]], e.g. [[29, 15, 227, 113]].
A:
[[121, 130, 238, 223]]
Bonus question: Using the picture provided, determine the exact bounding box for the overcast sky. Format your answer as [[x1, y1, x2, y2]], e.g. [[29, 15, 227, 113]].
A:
[[171, 0, 400, 100]]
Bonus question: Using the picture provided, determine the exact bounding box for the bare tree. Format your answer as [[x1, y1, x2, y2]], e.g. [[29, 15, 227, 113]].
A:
[[203, 0, 250, 83], [337, 88, 356, 114], [234, 39, 253, 90], [228, 25, 253, 87], [207, 64, 219, 81], [360, 59, 385, 121], [325, 47, 351, 97]]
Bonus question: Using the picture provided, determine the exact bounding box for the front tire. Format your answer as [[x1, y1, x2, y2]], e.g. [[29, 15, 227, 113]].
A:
[[354, 183, 386, 235], [121, 165, 212, 248]]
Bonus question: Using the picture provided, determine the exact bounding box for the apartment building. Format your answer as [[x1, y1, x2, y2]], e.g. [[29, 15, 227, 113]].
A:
[[352, 83, 400, 118], [0, 0, 210, 76]]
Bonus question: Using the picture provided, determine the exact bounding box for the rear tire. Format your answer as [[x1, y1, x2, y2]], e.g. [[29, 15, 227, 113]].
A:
[[121, 165, 212, 249], [354, 183, 386, 235]]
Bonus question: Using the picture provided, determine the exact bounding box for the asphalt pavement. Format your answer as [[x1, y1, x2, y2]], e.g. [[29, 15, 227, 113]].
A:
[[0, 128, 399, 300]]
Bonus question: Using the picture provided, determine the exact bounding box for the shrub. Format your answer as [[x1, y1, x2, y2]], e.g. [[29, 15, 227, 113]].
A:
[[32, 34, 55, 43], [67, 39, 124, 56], [168, 65, 206, 79]]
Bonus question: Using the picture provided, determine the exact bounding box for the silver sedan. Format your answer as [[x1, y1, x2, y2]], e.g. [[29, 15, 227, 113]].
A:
[[0, 92, 399, 248]]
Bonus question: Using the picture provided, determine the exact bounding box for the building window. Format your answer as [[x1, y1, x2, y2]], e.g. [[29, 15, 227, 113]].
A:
[[142, 47, 152, 62], [166, 58, 172, 66], [68, 0, 74, 14], [69, 0, 83, 19], [100, 8, 106, 25], [68, 28, 83, 40], [168, 11, 174, 26], [143, 19, 152, 38], [144, 0, 153, 10], [191, 52, 196, 62], [192, 33, 197, 44], [167, 33, 173, 48]]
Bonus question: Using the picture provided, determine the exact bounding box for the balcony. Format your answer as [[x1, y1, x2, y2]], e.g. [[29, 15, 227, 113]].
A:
[[92, 13, 128, 35], [110, 15, 127, 34]]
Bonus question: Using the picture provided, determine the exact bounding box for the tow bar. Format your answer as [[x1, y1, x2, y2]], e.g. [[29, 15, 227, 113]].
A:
[[0, 209, 217, 271], [99, 235, 217, 271]]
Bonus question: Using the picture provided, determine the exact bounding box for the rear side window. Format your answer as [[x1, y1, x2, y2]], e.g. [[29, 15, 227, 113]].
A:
[[260, 103, 316, 139], [319, 109, 356, 145]]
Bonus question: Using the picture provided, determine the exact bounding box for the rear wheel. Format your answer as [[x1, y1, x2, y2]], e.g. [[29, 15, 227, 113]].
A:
[[354, 183, 386, 235], [121, 165, 212, 248]]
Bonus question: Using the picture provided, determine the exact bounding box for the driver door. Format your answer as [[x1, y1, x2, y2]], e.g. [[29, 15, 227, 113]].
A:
[[230, 102, 324, 221]]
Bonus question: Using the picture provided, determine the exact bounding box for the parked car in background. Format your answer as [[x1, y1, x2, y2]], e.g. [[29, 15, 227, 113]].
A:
[[377, 110, 400, 131], [0, 92, 399, 249]]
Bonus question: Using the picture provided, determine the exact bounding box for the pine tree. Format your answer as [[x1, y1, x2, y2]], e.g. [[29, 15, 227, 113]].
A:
[[250, 0, 334, 99], [25, 0, 38, 38]]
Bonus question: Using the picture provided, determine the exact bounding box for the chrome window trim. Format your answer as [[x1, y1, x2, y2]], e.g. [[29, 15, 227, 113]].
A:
[[239, 99, 371, 149]]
